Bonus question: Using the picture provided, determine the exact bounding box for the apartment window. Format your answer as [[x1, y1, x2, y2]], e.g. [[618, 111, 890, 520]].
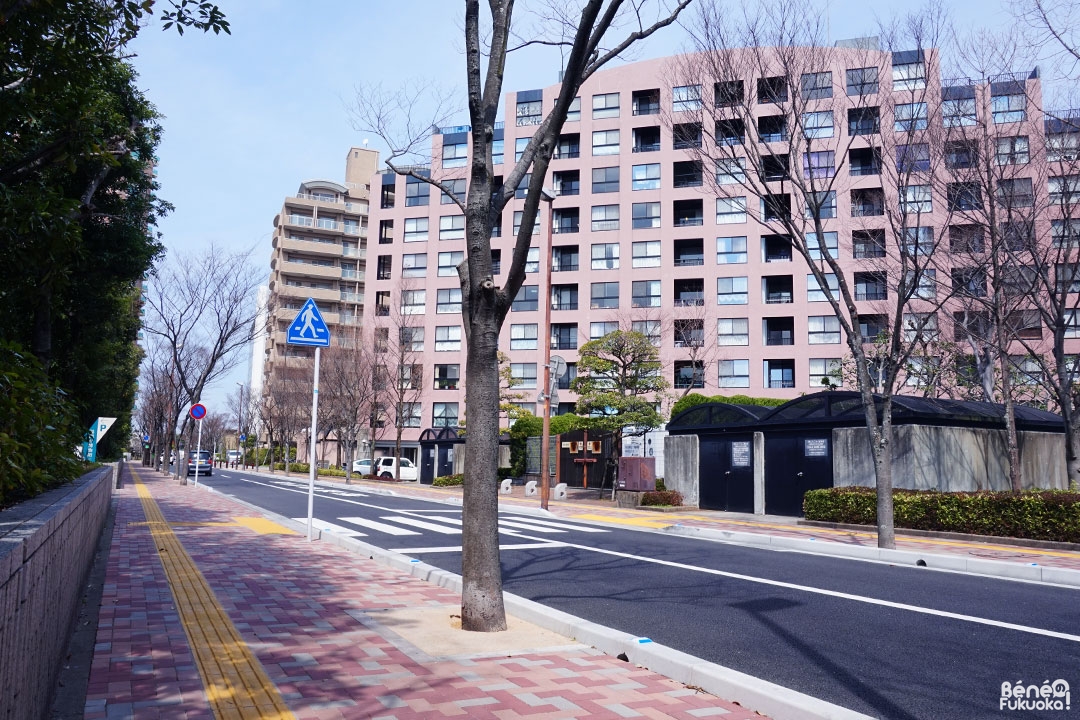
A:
[[808, 315, 841, 344], [374, 291, 390, 317], [715, 80, 744, 107], [442, 141, 467, 168], [1052, 219, 1080, 247], [632, 202, 661, 229], [992, 92, 1026, 124], [902, 226, 934, 256], [719, 359, 750, 388], [859, 314, 888, 343], [439, 215, 465, 240], [591, 321, 619, 340], [591, 242, 620, 270], [632, 163, 661, 190], [516, 95, 542, 126], [803, 111, 834, 139], [897, 143, 930, 173], [492, 139, 504, 165], [807, 231, 839, 260], [801, 71, 832, 100], [1067, 311, 1080, 338], [943, 98, 977, 127], [675, 361, 705, 389], [846, 67, 879, 95], [626, 320, 657, 347], [553, 169, 579, 196], [997, 177, 1034, 209], [510, 323, 538, 350], [591, 281, 619, 309], [718, 318, 749, 346], [511, 363, 538, 389], [632, 280, 661, 308], [632, 89, 660, 116], [854, 229, 886, 258], [491, 248, 502, 274], [555, 133, 581, 159], [895, 103, 928, 132], [552, 245, 579, 271], [435, 288, 461, 314], [715, 118, 745, 145], [945, 140, 979, 169], [855, 272, 887, 301], [759, 115, 788, 144], [515, 137, 530, 162], [632, 240, 661, 268], [1002, 265, 1038, 296], [591, 204, 619, 231], [900, 185, 932, 214], [394, 288, 426, 317], [716, 158, 746, 185], [764, 193, 791, 222], [401, 253, 427, 279], [906, 268, 937, 300], [395, 402, 420, 428], [716, 196, 747, 224], [375, 255, 392, 281], [903, 312, 939, 342], [952, 268, 987, 297], [762, 152, 789, 181], [717, 236, 747, 264], [763, 234, 792, 262], [513, 210, 540, 236], [947, 182, 982, 212], [1003, 221, 1035, 252], [436, 251, 463, 277], [764, 275, 793, 304], [809, 359, 841, 389], [804, 151, 835, 179], [554, 208, 579, 234], [996, 136, 1030, 165], [673, 160, 703, 188], [1047, 132, 1080, 162], [432, 402, 459, 427], [765, 359, 796, 389], [514, 173, 531, 199], [379, 219, 394, 244], [561, 96, 581, 122], [434, 364, 460, 390], [633, 126, 661, 153], [592, 92, 620, 119], [1009, 354, 1042, 385], [717, 276, 748, 304], [592, 130, 620, 156], [757, 76, 788, 103], [672, 84, 702, 112], [404, 217, 428, 242], [512, 285, 538, 312], [808, 273, 839, 302], [892, 55, 926, 90], [1050, 175, 1080, 205], [551, 323, 578, 350], [950, 224, 985, 253], [551, 284, 578, 311], [593, 166, 620, 193], [380, 181, 396, 209], [673, 122, 703, 149], [673, 199, 704, 227], [848, 107, 880, 135], [405, 176, 430, 206]]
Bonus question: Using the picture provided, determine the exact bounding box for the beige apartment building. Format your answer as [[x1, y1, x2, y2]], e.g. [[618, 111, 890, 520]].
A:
[[262, 147, 379, 462]]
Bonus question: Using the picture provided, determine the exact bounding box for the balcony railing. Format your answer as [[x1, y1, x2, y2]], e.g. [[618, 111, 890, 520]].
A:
[[552, 301, 579, 311], [765, 332, 794, 345], [287, 215, 313, 226], [674, 217, 704, 227], [765, 292, 793, 304], [850, 164, 881, 176], [673, 256, 704, 267], [553, 225, 579, 234], [633, 103, 661, 116], [673, 296, 705, 307], [856, 289, 888, 300], [554, 149, 580, 159], [316, 218, 339, 230], [632, 143, 661, 153], [852, 204, 884, 217]]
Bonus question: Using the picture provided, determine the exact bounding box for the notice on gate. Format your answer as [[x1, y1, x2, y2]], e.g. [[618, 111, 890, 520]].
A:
[[731, 441, 751, 467], [804, 438, 829, 457]]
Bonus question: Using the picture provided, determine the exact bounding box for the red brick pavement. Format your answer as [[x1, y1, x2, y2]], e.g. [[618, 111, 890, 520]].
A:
[[85, 468, 765, 719]]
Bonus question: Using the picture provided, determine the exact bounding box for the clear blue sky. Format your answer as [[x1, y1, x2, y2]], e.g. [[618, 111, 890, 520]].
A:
[[129, 0, 1014, 405]]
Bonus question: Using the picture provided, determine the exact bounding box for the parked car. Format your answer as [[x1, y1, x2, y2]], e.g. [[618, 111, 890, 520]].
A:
[[373, 456, 417, 481], [350, 458, 373, 475], [187, 450, 212, 476]]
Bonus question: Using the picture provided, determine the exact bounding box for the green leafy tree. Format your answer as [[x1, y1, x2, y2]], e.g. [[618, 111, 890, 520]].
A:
[[572, 330, 668, 492]]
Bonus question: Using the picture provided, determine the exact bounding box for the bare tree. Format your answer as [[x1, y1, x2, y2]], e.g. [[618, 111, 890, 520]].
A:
[[372, 281, 425, 480], [319, 324, 378, 482], [351, 0, 694, 631], [1014, 0, 1080, 81]]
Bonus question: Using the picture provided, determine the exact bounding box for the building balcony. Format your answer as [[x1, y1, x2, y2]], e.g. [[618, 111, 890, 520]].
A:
[[276, 236, 343, 257], [277, 284, 339, 303], [279, 260, 341, 280]]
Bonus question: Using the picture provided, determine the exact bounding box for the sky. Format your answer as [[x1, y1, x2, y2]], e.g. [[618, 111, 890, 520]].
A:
[[129, 0, 1016, 410]]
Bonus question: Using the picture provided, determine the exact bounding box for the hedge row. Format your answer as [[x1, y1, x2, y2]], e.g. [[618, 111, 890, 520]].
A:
[[803, 487, 1080, 543], [433, 474, 464, 487], [642, 490, 683, 507]]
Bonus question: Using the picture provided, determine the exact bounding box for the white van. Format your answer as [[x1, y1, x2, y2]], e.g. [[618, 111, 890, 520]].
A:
[[374, 456, 417, 481]]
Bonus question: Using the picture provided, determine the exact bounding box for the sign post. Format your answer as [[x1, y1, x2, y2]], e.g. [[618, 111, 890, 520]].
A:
[[189, 403, 207, 486], [82, 417, 117, 463], [286, 297, 331, 541]]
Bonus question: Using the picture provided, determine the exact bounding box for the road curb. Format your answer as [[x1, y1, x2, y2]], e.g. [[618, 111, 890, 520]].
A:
[[664, 524, 1080, 587], [195, 485, 871, 720]]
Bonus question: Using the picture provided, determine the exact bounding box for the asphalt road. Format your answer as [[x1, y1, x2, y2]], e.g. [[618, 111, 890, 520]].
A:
[[192, 468, 1080, 720]]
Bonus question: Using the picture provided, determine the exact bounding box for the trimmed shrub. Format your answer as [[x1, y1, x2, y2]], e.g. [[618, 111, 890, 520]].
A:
[[497, 466, 514, 479], [433, 473, 465, 487], [274, 462, 309, 473], [804, 487, 1080, 543], [654, 477, 666, 491], [641, 490, 683, 507]]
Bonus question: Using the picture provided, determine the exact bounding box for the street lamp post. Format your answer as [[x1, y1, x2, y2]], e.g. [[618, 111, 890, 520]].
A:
[[539, 188, 556, 510]]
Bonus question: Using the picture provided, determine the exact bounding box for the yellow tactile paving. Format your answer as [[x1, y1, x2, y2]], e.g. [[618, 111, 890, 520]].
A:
[[570, 512, 675, 529], [134, 478, 296, 720], [232, 517, 298, 535]]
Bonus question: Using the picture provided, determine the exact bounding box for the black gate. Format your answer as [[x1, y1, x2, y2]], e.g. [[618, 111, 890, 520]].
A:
[[698, 435, 755, 513], [764, 432, 834, 516]]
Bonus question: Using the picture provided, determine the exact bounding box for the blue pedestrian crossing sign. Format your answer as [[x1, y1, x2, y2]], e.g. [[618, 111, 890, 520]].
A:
[[287, 298, 331, 347]]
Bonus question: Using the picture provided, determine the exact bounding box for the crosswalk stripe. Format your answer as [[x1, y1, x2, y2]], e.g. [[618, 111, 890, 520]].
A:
[[402, 515, 564, 534], [338, 516, 420, 536], [500, 515, 610, 533], [293, 518, 366, 538], [380, 516, 462, 534]]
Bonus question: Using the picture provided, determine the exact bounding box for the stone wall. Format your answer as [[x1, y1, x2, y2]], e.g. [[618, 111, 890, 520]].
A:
[[0, 465, 113, 720], [833, 427, 1067, 491], [663, 434, 699, 507]]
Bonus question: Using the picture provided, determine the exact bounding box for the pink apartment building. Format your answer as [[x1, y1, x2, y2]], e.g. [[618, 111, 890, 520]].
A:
[[362, 42, 1080, 459]]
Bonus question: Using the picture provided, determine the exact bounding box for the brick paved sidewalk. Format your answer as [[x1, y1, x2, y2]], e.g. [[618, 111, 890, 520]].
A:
[[85, 467, 765, 719]]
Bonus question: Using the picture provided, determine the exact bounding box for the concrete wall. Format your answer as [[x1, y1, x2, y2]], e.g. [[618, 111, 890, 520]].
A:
[[833, 426, 1067, 491], [0, 465, 113, 720], [663, 434, 699, 507]]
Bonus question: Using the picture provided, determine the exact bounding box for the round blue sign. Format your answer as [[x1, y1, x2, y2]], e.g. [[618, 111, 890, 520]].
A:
[[189, 403, 207, 420], [142, 433, 150, 442]]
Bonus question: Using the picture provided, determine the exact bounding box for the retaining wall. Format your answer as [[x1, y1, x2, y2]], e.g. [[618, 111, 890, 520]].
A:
[[0, 465, 113, 720]]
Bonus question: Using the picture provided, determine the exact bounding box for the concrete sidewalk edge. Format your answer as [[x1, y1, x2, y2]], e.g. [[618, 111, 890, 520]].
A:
[[664, 524, 1080, 587], [198, 484, 871, 720]]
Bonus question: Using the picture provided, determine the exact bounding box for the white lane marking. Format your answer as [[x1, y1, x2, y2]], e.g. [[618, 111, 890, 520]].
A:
[[294, 518, 366, 538], [498, 534, 1080, 644], [338, 516, 420, 536], [500, 515, 609, 533], [380, 516, 462, 534], [410, 515, 565, 534], [219, 474, 231, 478], [391, 542, 565, 554]]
